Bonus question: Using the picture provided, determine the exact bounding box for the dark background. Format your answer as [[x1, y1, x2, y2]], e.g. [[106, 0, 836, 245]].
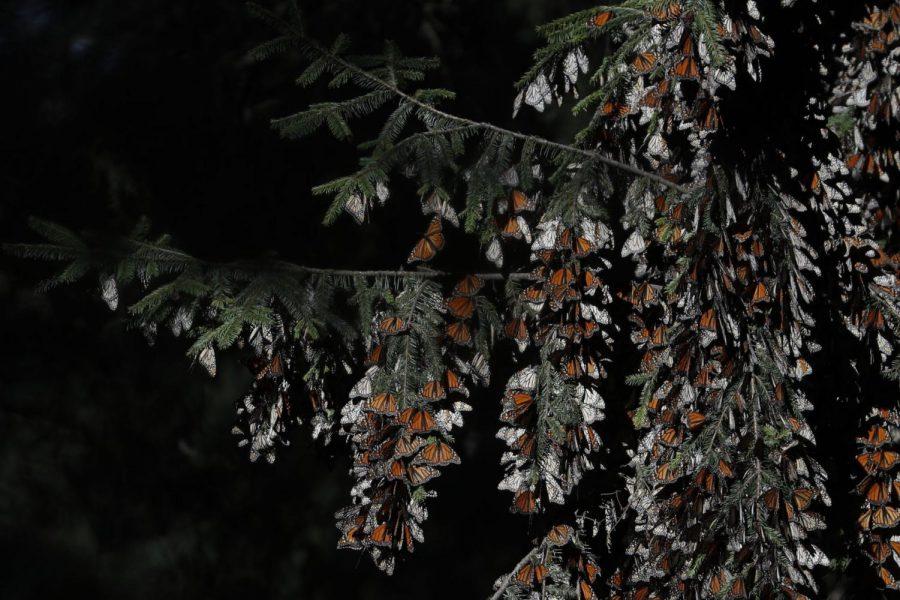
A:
[[0, 1, 592, 598], [0, 1, 883, 599]]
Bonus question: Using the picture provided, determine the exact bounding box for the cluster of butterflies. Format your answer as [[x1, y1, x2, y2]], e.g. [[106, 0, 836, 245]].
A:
[[832, 2, 900, 250], [229, 317, 299, 463], [501, 524, 603, 600], [333, 277, 489, 573], [856, 407, 900, 590], [578, 0, 778, 186], [620, 183, 830, 598], [496, 197, 617, 517], [557, 4, 836, 598]]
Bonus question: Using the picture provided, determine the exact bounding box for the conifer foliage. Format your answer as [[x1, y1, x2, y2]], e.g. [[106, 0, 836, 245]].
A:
[[7, 1, 900, 597]]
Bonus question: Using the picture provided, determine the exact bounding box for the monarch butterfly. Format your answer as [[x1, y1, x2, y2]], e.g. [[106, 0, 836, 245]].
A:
[[702, 104, 721, 130], [514, 432, 535, 456], [609, 570, 624, 590], [674, 350, 691, 373], [370, 522, 392, 546], [762, 488, 780, 511], [680, 32, 695, 56], [550, 268, 576, 286], [504, 318, 529, 344], [522, 285, 547, 305], [446, 320, 473, 345], [454, 275, 483, 296], [582, 270, 601, 293], [789, 487, 814, 510], [343, 193, 371, 225], [589, 11, 613, 28], [858, 450, 900, 473], [673, 56, 700, 79], [379, 316, 408, 335], [632, 585, 651, 600], [407, 463, 440, 486], [686, 411, 706, 430], [579, 579, 595, 600], [751, 281, 770, 303], [446, 295, 475, 319], [650, 1, 681, 20], [369, 392, 398, 415], [632, 282, 657, 305], [255, 353, 284, 380], [503, 391, 534, 421], [498, 214, 521, 239], [632, 51, 657, 74], [564, 356, 585, 379], [365, 343, 384, 366], [859, 505, 900, 529], [580, 558, 599, 583], [869, 539, 893, 563], [572, 235, 594, 257], [399, 407, 436, 433], [408, 217, 445, 263], [387, 458, 407, 481], [656, 462, 678, 482], [515, 563, 533, 585], [709, 570, 726, 595], [699, 308, 717, 330], [417, 440, 460, 466], [860, 425, 891, 447], [444, 369, 463, 391], [420, 380, 446, 401], [581, 320, 601, 339], [599, 101, 630, 117], [546, 524, 573, 546], [718, 459, 734, 478], [879, 566, 900, 590], [858, 476, 892, 505], [510, 189, 535, 213], [695, 468, 715, 493], [731, 577, 747, 598], [337, 525, 365, 549], [659, 427, 683, 447], [512, 489, 538, 514], [395, 434, 425, 458]]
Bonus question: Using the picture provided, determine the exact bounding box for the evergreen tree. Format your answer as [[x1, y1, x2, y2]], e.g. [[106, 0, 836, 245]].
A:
[[8, 1, 900, 597]]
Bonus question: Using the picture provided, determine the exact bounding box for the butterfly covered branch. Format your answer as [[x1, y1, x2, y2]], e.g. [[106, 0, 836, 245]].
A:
[[8, 1, 900, 598]]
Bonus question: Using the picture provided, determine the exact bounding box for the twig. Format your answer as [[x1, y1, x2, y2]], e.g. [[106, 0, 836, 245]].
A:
[[489, 546, 542, 600], [303, 39, 691, 195]]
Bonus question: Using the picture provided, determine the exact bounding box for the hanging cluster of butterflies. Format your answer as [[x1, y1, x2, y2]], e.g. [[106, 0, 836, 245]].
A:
[[497, 523, 602, 600], [333, 277, 490, 573], [228, 312, 346, 462], [534, 2, 834, 598], [832, 2, 900, 250], [496, 182, 616, 517], [856, 407, 900, 590], [577, 1, 778, 185]]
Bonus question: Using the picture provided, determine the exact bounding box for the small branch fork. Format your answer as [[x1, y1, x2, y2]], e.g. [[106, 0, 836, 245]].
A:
[[489, 545, 542, 600]]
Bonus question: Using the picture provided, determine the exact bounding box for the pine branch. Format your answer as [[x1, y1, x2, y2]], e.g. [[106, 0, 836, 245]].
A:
[[301, 38, 689, 194], [489, 546, 541, 600]]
